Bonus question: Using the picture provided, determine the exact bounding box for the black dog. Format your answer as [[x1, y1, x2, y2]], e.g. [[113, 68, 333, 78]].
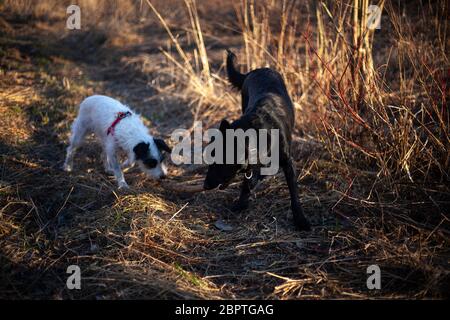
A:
[[203, 50, 311, 231]]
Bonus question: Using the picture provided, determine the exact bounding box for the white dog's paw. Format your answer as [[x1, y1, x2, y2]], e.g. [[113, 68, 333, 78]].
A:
[[63, 164, 72, 172], [118, 181, 129, 190]]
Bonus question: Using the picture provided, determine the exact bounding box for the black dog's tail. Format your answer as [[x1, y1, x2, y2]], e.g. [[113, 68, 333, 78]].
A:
[[226, 49, 247, 90]]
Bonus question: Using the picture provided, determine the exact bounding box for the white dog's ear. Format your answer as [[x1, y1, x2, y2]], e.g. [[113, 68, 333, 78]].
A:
[[154, 138, 171, 153]]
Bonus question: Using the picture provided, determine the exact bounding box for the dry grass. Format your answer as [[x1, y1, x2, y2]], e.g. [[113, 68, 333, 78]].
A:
[[0, 0, 449, 299]]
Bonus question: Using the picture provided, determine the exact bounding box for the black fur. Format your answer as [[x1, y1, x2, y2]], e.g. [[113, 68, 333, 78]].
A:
[[226, 49, 247, 90], [154, 138, 172, 153], [203, 50, 311, 231]]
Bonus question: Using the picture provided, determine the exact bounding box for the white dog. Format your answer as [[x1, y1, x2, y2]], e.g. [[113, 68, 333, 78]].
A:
[[63, 95, 171, 189]]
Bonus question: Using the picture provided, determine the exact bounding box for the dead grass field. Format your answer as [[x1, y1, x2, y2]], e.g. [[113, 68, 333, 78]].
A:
[[0, 0, 449, 299]]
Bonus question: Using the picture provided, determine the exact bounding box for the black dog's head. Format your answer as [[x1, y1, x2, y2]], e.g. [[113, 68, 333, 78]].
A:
[[133, 138, 171, 179], [203, 119, 243, 190]]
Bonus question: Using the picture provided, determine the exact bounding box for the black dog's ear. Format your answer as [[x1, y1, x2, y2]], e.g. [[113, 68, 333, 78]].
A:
[[219, 119, 230, 132], [133, 142, 150, 160], [154, 138, 171, 153]]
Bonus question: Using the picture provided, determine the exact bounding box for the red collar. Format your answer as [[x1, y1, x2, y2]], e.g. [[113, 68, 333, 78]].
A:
[[106, 111, 132, 136]]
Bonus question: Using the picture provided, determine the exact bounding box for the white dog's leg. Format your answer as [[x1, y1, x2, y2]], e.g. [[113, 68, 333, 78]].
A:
[[63, 117, 87, 172], [121, 158, 134, 170], [105, 141, 128, 189]]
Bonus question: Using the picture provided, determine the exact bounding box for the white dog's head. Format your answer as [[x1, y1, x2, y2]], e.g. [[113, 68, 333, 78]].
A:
[[133, 139, 171, 179]]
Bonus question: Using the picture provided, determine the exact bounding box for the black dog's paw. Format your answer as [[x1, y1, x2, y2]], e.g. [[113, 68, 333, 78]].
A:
[[230, 200, 249, 212]]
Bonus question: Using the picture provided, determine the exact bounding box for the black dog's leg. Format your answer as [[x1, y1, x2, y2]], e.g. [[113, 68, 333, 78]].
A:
[[282, 158, 311, 231], [231, 176, 251, 212]]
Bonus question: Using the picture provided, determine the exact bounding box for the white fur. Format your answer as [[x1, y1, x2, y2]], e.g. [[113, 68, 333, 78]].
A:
[[63, 95, 167, 189]]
